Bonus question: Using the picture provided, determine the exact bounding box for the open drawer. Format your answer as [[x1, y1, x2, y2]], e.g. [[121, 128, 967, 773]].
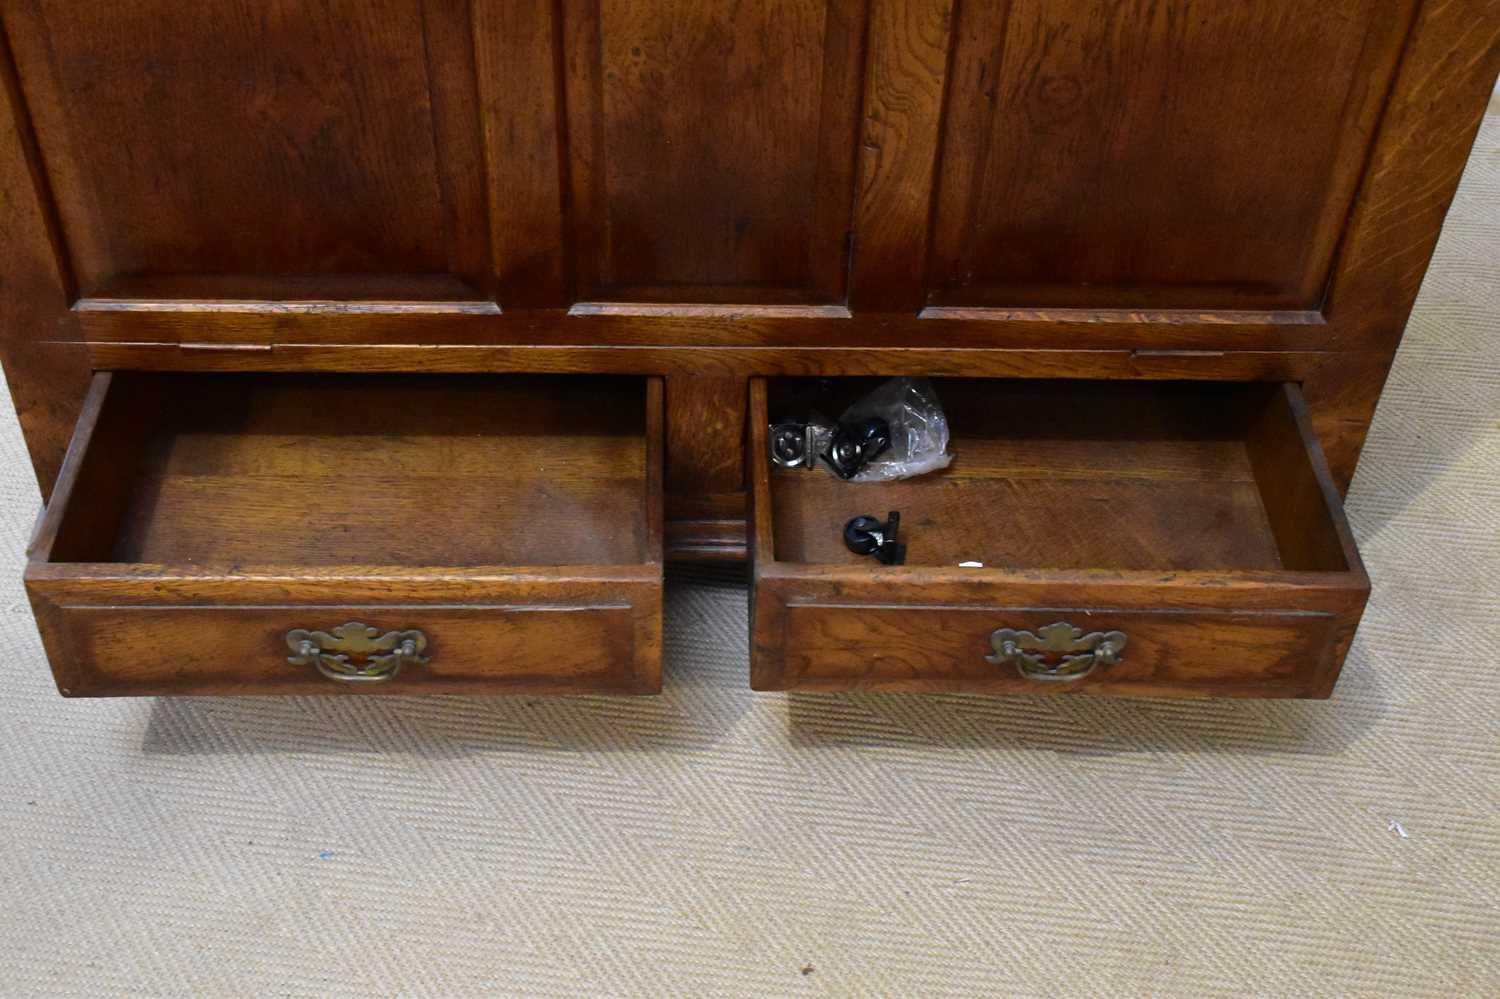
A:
[[27, 372, 663, 696], [749, 378, 1368, 698]]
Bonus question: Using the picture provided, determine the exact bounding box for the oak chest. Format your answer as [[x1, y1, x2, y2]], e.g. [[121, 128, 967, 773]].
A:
[[2, 1, 1495, 698]]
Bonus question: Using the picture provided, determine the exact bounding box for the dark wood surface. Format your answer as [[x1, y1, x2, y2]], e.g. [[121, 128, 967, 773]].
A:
[[749, 377, 1368, 697], [665, 376, 745, 495], [561, 0, 865, 304], [0, 0, 1490, 508], [773, 604, 1351, 699], [1, 1, 1494, 697], [69, 373, 652, 567], [0, 17, 90, 497], [33, 601, 652, 697], [928, 0, 1417, 311], [767, 379, 1353, 574], [4, 1, 484, 290], [27, 372, 665, 696]]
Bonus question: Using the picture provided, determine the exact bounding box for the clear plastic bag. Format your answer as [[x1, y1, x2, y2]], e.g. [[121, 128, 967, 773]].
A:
[[832, 377, 952, 482]]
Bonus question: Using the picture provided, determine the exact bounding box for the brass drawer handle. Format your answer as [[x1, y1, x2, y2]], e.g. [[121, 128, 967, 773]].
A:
[[986, 621, 1127, 682], [286, 622, 429, 684]]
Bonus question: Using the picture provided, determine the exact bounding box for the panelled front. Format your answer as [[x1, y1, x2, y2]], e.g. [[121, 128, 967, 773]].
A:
[[2, 0, 869, 311], [4, 1, 1496, 532], [1, 0, 490, 299], [561, 0, 865, 304], [2, 0, 1432, 325], [924, 0, 1418, 312], [3, 2, 1496, 699]]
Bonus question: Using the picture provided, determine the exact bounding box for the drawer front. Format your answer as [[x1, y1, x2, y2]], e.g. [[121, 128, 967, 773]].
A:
[[747, 377, 1369, 699], [761, 601, 1352, 698], [26, 372, 665, 697], [31, 596, 659, 697]]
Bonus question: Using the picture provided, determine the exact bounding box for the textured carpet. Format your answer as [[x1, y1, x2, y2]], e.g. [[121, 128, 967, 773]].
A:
[[1, 114, 1497, 998]]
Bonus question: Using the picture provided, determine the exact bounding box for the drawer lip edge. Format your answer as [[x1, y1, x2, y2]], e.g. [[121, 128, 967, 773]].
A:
[[25, 562, 664, 582], [23, 562, 666, 608], [38, 601, 638, 612], [757, 562, 1366, 587], [776, 601, 1339, 618]]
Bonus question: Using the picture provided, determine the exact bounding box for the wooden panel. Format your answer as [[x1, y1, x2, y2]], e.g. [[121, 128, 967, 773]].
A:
[[32, 601, 651, 697], [665, 375, 745, 494], [2, 0, 484, 293], [475, 0, 569, 307], [1322, 0, 1500, 350], [774, 604, 1341, 698], [847, 0, 955, 312], [927, 0, 1419, 311], [0, 15, 90, 498], [561, 0, 866, 304], [419, 0, 493, 293]]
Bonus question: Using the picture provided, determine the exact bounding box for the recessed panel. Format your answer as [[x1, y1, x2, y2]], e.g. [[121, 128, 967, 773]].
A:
[[6, 1, 458, 292], [927, 0, 1417, 311], [564, 0, 865, 304]]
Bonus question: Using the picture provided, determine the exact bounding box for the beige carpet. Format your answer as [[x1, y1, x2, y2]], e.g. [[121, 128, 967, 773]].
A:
[[1, 115, 1497, 998]]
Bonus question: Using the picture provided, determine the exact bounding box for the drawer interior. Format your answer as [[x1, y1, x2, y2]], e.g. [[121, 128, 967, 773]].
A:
[[44, 373, 656, 569], [763, 378, 1350, 574]]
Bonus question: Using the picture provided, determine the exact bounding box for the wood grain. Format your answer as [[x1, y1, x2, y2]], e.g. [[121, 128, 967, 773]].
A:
[[26, 371, 666, 696], [665, 375, 745, 495], [2, 1, 468, 291], [561, 0, 865, 303], [0, 16, 90, 499], [1, 0, 1493, 595], [775, 605, 1343, 698], [769, 379, 1282, 570], [1322, 0, 1500, 350], [747, 379, 775, 567], [748, 376, 1368, 696], [773, 477, 1283, 572], [847, 0, 954, 312], [419, 0, 492, 294], [475, 0, 570, 307], [81, 341, 1390, 493], [1245, 384, 1359, 574], [928, 0, 1418, 311], [70, 305, 1345, 350], [37, 601, 650, 697], [55, 373, 652, 567]]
